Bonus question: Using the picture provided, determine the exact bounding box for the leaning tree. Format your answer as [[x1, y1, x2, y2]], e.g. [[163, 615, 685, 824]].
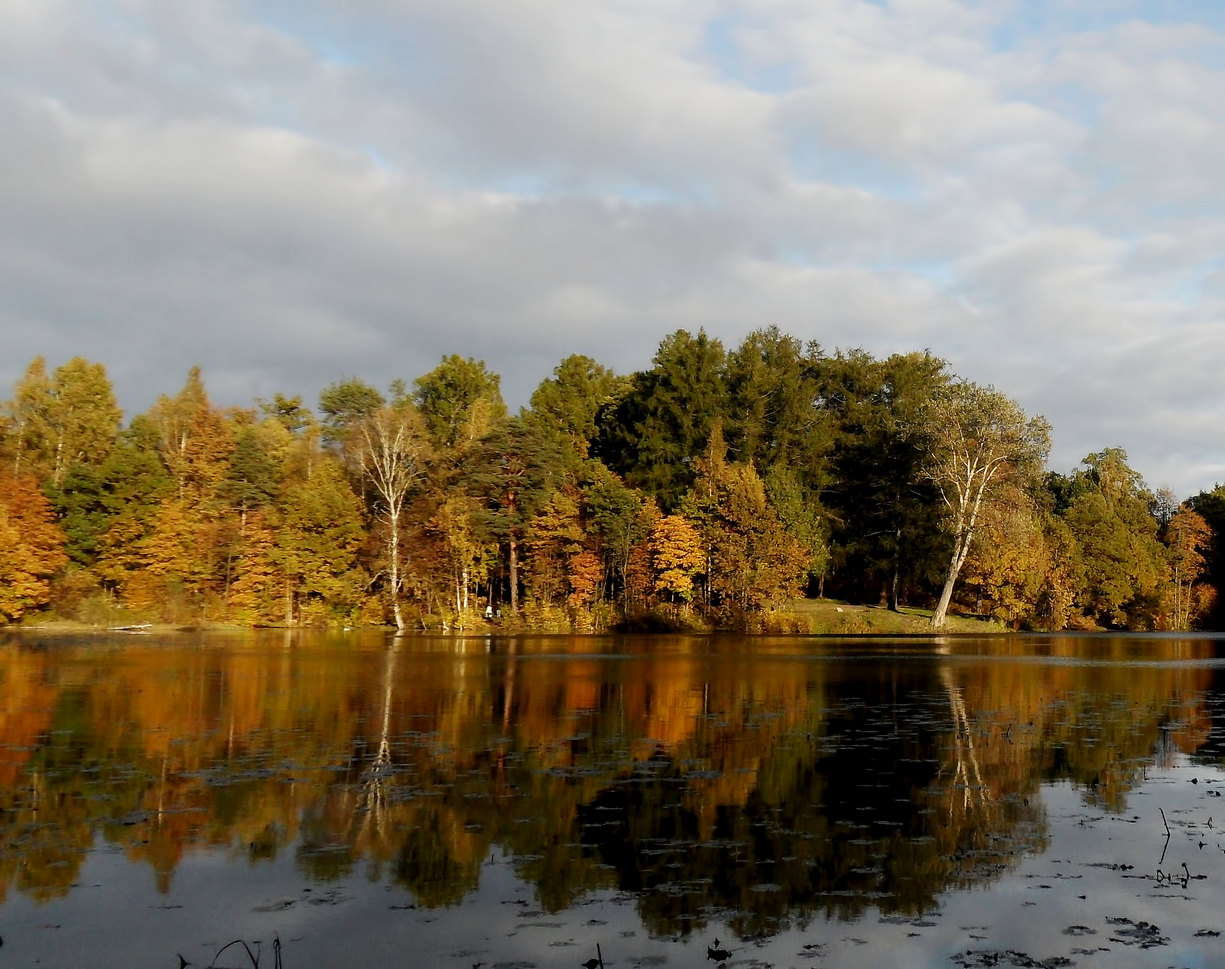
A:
[[926, 382, 1050, 628]]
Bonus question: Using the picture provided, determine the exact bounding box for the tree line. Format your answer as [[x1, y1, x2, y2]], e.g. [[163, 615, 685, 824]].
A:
[[1, 327, 1219, 631]]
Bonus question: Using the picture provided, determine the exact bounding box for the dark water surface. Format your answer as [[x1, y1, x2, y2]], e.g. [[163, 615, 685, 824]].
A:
[[3, 630, 1225, 968]]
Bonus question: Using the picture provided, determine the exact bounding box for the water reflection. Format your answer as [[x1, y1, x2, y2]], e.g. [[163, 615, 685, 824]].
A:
[[0, 631, 1218, 940]]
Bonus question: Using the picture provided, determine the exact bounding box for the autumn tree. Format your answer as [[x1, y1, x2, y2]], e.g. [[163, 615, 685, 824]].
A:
[[0, 472, 67, 622], [137, 369, 237, 615], [4, 357, 122, 488], [1162, 505, 1213, 629], [224, 511, 281, 623], [524, 488, 586, 610], [270, 459, 367, 624], [957, 482, 1048, 627], [681, 427, 809, 626], [764, 465, 828, 593], [417, 493, 490, 622], [1034, 513, 1082, 631], [648, 514, 705, 610], [355, 404, 431, 629], [926, 382, 1050, 627], [3, 358, 51, 478]]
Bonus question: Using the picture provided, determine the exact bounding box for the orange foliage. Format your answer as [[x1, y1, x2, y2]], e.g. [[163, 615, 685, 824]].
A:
[[567, 549, 603, 608], [0, 471, 67, 621], [648, 514, 705, 604]]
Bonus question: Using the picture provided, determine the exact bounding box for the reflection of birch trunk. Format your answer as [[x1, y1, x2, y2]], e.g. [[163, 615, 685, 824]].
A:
[[356, 645, 398, 847], [940, 664, 987, 817], [157, 753, 168, 824], [495, 641, 518, 794], [502, 640, 517, 733]]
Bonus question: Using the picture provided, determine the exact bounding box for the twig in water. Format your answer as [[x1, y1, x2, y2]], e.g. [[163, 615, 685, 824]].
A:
[[208, 939, 261, 969], [1158, 808, 1173, 865]]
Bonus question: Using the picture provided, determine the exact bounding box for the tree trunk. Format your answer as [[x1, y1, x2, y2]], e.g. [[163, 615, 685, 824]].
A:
[[389, 510, 405, 630], [888, 555, 901, 612], [931, 567, 957, 627], [509, 537, 519, 613], [932, 526, 974, 627], [507, 490, 519, 613]]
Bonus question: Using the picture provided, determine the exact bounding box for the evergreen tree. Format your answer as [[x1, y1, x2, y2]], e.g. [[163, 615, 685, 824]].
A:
[[816, 350, 947, 608], [580, 461, 650, 606], [319, 377, 385, 466], [594, 329, 727, 508], [725, 327, 829, 478], [468, 416, 567, 614], [528, 354, 627, 462], [413, 355, 506, 451]]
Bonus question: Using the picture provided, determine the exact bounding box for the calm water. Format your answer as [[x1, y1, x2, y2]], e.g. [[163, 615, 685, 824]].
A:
[[2, 630, 1225, 968]]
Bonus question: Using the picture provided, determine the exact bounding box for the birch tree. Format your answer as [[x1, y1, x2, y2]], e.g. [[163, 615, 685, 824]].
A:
[[927, 382, 1049, 627], [357, 405, 430, 630], [4, 357, 121, 488]]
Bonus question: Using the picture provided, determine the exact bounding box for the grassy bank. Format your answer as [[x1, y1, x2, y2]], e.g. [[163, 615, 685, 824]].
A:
[[8, 600, 1006, 637], [786, 598, 1008, 635]]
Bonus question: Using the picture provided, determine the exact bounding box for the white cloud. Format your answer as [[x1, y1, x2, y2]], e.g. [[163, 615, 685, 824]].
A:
[[1, 0, 1224, 498]]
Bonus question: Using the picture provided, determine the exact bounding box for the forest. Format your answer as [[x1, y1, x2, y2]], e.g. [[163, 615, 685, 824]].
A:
[[2, 326, 1222, 632]]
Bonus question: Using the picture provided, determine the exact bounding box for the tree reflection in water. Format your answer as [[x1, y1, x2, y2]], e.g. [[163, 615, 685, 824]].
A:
[[0, 630, 1216, 943]]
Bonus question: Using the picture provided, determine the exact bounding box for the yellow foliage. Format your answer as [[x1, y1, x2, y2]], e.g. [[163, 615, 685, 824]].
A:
[[0, 472, 67, 621]]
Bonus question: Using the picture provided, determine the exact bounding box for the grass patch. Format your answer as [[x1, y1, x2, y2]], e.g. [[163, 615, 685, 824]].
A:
[[785, 598, 1008, 635]]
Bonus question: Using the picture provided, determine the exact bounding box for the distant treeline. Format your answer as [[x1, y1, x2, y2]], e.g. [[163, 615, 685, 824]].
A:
[[1, 327, 1221, 631]]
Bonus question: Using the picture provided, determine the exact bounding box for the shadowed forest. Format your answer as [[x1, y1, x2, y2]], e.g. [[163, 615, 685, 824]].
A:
[[3, 327, 1224, 631]]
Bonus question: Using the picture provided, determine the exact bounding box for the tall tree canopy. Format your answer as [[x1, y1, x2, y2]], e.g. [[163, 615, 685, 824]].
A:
[[1, 342, 1219, 632], [817, 350, 948, 608], [594, 329, 727, 508], [926, 382, 1050, 628], [5, 357, 122, 488], [413, 355, 506, 451]]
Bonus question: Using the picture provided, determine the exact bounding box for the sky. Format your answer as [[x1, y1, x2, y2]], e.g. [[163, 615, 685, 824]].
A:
[[2, 0, 1224, 498]]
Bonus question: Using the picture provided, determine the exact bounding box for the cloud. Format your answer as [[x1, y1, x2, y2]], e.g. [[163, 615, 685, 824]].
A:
[[2, 0, 1223, 499]]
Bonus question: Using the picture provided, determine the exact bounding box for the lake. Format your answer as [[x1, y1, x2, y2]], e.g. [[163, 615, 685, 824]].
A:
[[2, 629, 1225, 968]]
